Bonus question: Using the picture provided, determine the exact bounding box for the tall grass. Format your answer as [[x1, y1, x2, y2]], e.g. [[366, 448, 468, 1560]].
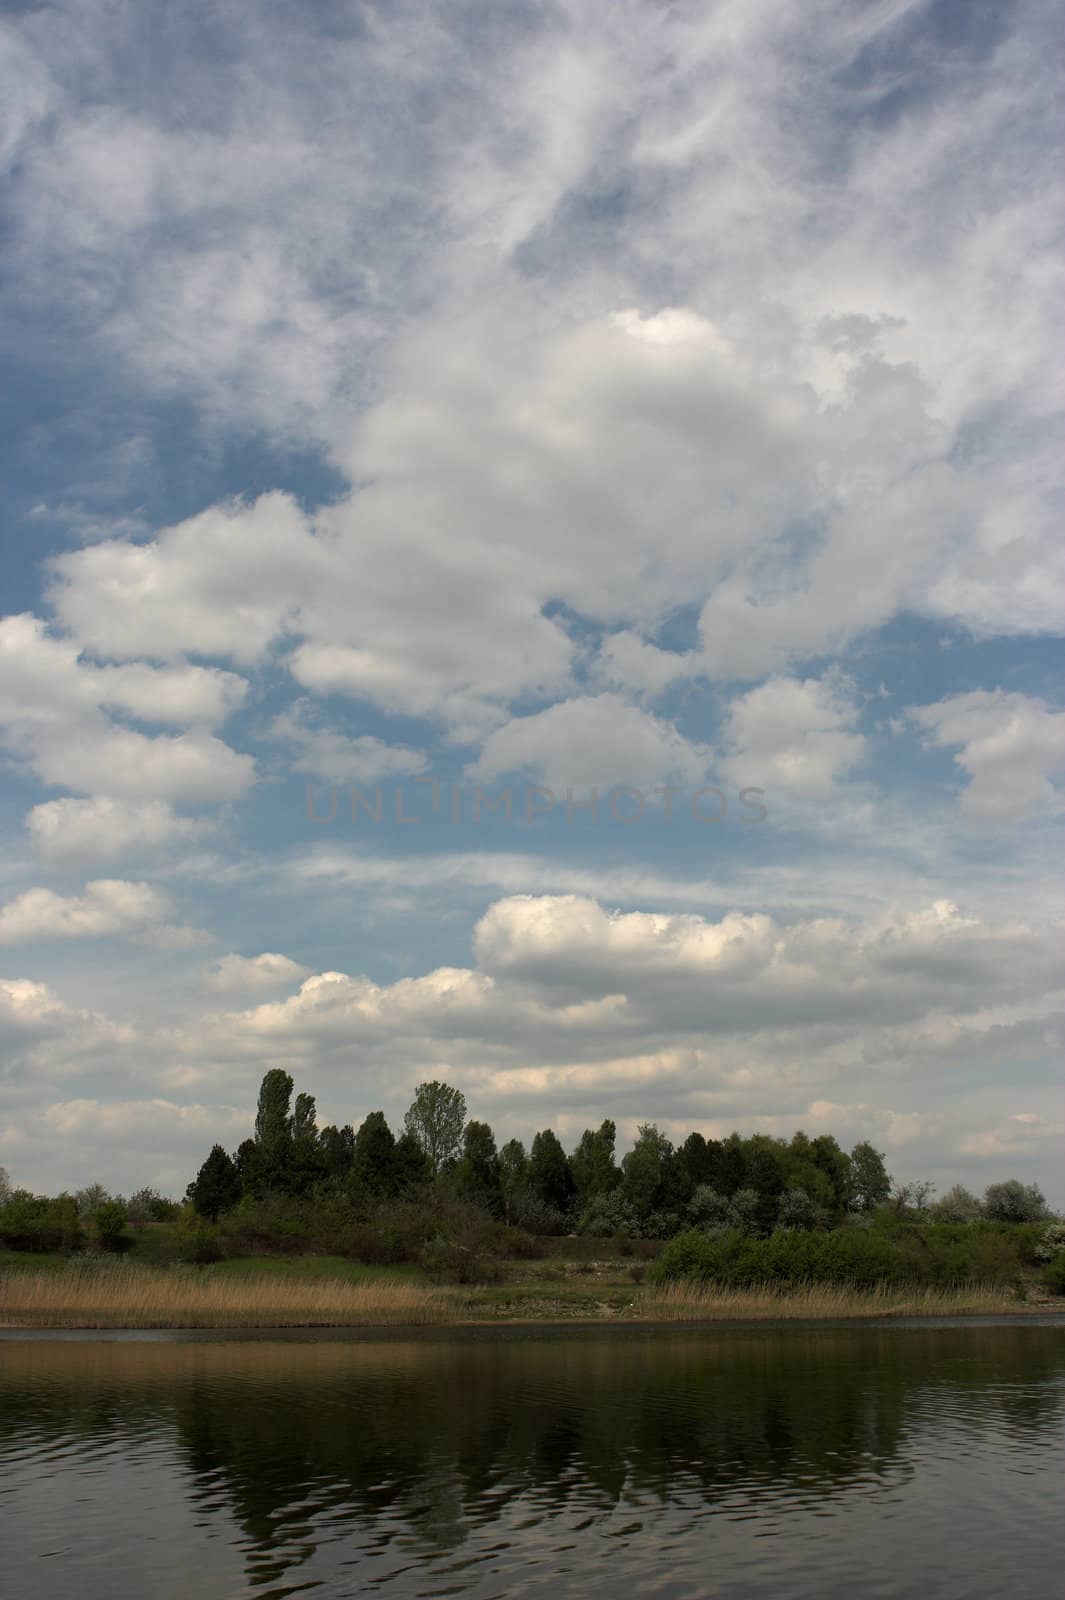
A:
[[0, 1260, 459, 1329], [636, 1279, 1020, 1321]]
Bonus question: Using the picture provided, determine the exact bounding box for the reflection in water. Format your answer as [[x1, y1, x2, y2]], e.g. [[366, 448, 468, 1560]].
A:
[[1, 1324, 1064, 1599]]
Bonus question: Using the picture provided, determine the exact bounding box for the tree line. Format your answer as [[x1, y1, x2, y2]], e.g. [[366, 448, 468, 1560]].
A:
[[184, 1069, 1051, 1238]]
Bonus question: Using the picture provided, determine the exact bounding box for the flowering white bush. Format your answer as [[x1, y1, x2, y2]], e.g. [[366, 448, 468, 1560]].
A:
[[1034, 1223, 1065, 1263]]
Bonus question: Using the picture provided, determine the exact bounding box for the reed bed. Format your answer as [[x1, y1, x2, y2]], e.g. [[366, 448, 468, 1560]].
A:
[[635, 1279, 1019, 1321], [0, 1261, 458, 1329]]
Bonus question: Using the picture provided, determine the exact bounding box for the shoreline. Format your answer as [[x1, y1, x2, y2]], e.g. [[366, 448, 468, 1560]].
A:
[[4, 1308, 1065, 1337]]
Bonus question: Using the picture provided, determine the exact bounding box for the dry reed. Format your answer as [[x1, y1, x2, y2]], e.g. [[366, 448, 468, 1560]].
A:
[[635, 1279, 1019, 1321], [0, 1262, 459, 1329]]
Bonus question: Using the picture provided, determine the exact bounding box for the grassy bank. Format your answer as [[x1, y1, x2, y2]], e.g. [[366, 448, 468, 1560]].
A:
[[0, 1261, 459, 1329], [0, 1256, 1037, 1329]]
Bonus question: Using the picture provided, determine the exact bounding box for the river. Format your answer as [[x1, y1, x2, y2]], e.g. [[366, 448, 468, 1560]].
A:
[[1, 1320, 1063, 1598]]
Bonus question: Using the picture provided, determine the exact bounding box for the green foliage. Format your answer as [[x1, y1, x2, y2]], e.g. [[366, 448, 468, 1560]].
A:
[[570, 1121, 619, 1203], [455, 1120, 503, 1216], [89, 1199, 130, 1253], [127, 1187, 180, 1227], [350, 1111, 398, 1201], [172, 1204, 222, 1263], [1033, 1223, 1065, 1263], [654, 1219, 1043, 1289], [252, 1068, 295, 1190], [1041, 1254, 1065, 1295], [930, 1184, 984, 1223], [403, 1081, 467, 1176], [528, 1129, 575, 1214], [983, 1180, 1050, 1223], [849, 1141, 891, 1212], [499, 1138, 530, 1225], [0, 1191, 82, 1252], [188, 1145, 242, 1221], [578, 1189, 645, 1237]]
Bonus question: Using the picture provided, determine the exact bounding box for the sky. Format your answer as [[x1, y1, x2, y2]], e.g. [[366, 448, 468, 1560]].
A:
[[0, 0, 1062, 1203]]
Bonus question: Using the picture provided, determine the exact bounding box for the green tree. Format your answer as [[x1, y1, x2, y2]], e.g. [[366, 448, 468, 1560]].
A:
[[403, 1081, 467, 1176], [930, 1184, 983, 1223], [719, 1133, 747, 1196], [393, 1129, 432, 1192], [984, 1179, 1050, 1223], [253, 1068, 295, 1190], [528, 1129, 575, 1213], [621, 1124, 676, 1222], [809, 1134, 854, 1214], [455, 1121, 503, 1215], [188, 1145, 242, 1221], [127, 1187, 179, 1227], [74, 1182, 110, 1217], [317, 1124, 355, 1180], [289, 1091, 325, 1193], [351, 1112, 398, 1199], [570, 1120, 619, 1203], [499, 1139, 530, 1224], [849, 1141, 891, 1212], [0, 1166, 11, 1204], [743, 1135, 787, 1233], [90, 1198, 129, 1252]]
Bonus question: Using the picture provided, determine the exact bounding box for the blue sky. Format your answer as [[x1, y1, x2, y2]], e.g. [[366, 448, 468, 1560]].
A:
[[0, 0, 1062, 1200]]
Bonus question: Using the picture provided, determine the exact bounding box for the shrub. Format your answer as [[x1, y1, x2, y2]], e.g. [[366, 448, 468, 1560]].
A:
[[0, 1191, 82, 1253], [1041, 1254, 1065, 1296], [983, 1180, 1050, 1223], [89, 1200, 130, 1253], [1033, 1223, 1065, 1263]]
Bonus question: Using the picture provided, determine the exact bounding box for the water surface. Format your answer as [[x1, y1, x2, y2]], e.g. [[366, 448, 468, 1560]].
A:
[[2, 1322, 1063, 1598]]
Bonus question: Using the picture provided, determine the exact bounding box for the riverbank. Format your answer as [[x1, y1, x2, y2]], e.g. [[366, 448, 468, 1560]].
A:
[[1, 1257, 1055, 1328]]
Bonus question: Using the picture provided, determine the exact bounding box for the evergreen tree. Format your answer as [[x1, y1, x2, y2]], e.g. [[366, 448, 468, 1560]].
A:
[[528, 1129, 575, 1213], [351, 1112, 398, 1199], [188, 1145, 242, 1221], [318, 1124, 355, 1181], [719, 1133, 747, 1195], [393, 1129, 432, 1192], [455, 1121, 503, 1215]]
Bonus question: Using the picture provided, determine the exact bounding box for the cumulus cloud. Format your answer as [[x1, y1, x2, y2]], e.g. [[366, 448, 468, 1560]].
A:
[[0, 879, 188, 945], [723, 677, 866, 798], [26, 797, 209, 866], [468, 694, 711, 791], [910, 691, 1065, 821], [204, 952, 312, 994], [0, 612, 254, 809]]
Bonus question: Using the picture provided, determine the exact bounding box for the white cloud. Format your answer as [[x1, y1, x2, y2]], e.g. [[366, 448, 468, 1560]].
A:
[[204, 952, 312, 994], [0, 879, 173, 944], [47, 493, 318, 665], [270, 700, 428, 785], [723, 676, 866, 798], [26, 797, 209, 866], [468, 693, 710, 792], [911, 690, 1065, 821], [0, 612, 254, 809]]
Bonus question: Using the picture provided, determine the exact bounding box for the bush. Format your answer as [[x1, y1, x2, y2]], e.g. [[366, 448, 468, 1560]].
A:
[[1041, 1254, 1065, 1296], [89, 1200, 130, 1253], [171, 1206, 222, 1264], [1033, 1223, 1065, 1263], [0, 1191, 82, 1253], [419, 1237, 504, 1283], [651, 1219, 1034, 1289]]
